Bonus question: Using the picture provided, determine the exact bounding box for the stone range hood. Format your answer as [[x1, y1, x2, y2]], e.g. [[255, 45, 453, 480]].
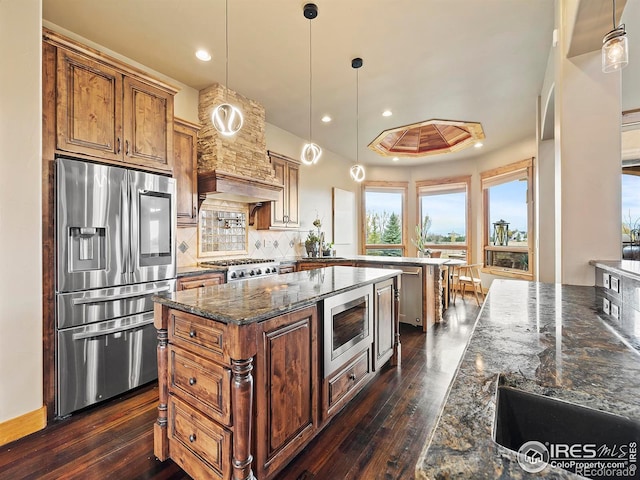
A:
[[197, 83, 283, 208]]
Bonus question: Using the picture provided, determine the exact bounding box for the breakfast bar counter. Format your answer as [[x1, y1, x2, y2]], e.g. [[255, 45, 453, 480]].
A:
[[416, 280, 640, 479]]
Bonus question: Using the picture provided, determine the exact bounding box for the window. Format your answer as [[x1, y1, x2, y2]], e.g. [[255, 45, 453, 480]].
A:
[[416, 176, 471, 261], [481, 158, 534, 279], [622, 172, 640, 259], [362, 182, 408, 256]]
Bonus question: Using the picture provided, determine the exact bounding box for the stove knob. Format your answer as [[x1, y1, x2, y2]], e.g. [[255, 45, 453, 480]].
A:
[[238, 271, 245, 278], [249, 270, 255, 276], [230, 272, 237, 279], [256, 269, 263, 275], [264, 267, 270, 274]]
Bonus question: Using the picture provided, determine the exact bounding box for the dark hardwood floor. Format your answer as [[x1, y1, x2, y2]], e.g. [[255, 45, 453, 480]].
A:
[[0, 298, 480, 480]]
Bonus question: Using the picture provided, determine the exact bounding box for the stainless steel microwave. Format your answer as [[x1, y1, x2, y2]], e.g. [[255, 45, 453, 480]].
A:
[[323, 284, 373, 376]]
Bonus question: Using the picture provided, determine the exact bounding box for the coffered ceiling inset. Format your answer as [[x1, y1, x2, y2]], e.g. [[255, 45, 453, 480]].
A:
[[368, 119, 485, 157]]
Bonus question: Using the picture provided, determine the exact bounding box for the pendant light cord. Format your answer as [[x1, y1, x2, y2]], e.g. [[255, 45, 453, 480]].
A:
[[225, 0, 229, 101], [356, 67, 359, 163], [612, 0, 616, 29], [309, 17, 313, 143]]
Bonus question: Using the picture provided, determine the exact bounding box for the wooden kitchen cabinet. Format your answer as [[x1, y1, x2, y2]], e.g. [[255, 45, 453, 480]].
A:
[[373, 278, 396, 371], [176, 272, 225, 290], [257, 151, 300, 229], [49, 29, 176, 172], [254, 306, 318, 478], [174, 119, 200, 226]]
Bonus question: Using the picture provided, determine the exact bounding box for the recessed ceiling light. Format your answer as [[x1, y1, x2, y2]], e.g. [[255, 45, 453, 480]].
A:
[[321, 115, 332, 123], [392, 157, 399, 162], [382, 110, 393, 117], [195, 49, 212, 62], [474, 142, 484, 148]]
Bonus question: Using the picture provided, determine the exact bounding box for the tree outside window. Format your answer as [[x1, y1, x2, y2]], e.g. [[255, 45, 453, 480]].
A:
[[362, 182, 407, 256]]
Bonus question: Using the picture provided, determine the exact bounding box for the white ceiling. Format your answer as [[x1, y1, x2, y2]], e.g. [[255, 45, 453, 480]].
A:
[[42, 0, 633, 167]]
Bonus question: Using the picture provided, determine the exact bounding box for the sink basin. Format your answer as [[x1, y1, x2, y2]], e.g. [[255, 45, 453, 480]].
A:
[[494, 386, 640, 479]]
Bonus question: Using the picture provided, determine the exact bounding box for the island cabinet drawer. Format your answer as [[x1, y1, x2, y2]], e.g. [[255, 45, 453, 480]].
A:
[[168, 395, 232, 480], [324, 349, 371, 419], [169, 346, 231, 426], [168, 309, 228, 365]]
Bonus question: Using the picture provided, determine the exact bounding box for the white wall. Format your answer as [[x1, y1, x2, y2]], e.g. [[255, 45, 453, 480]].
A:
[[553, 0, 622, 286], [0, 0, 43, 423], [265, 123, 359, 256]]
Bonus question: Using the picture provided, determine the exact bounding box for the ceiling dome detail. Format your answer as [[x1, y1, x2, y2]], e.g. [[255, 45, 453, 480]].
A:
[[368, 119, 485, 157]]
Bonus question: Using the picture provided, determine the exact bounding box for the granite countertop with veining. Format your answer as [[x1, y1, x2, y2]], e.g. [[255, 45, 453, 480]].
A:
[[589, 259, 640, 281], [416, 280, 640, 479], [155, 266, 401, 325], [281, 254, 452, 266]]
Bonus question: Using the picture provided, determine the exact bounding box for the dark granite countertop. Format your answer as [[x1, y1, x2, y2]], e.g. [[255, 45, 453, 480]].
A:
[[280, 254, 452, 266], [589, 259, 640, 281], [156, 266, 401, 325], [416, 280, 640, 479]]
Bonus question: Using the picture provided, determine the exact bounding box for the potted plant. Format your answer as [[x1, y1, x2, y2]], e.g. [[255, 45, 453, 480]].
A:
[[305, 230, 321, 257]]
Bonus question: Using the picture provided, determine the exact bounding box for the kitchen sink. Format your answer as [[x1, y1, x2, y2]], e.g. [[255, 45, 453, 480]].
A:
[[494, 385, 640, 479]]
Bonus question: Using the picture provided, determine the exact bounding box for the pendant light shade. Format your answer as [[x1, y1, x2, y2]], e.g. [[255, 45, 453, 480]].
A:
[[301, 142, 322, 165], [212, 103, 243, 136], [602, 0, 629, 73], [350, 57, 365, 182], [213, 0, 243, 136], [350, 164, 365, 182], [301, 3, 322, 166]]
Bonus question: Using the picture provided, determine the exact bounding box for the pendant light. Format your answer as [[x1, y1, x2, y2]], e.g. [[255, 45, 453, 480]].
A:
[[301, 3, 322, 166], [350, 57, 365, 182], [602, 0, 629, 73], [212, 0, 243, 136]]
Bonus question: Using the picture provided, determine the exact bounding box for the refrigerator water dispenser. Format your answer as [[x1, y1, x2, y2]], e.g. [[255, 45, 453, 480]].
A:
[[68, 226, 106, 272]]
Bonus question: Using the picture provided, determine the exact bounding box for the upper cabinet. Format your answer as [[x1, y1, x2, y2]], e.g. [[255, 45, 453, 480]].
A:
[[47, 28, 177, 173], [257, 151, 300, 230], [173, 119, 200, 226]]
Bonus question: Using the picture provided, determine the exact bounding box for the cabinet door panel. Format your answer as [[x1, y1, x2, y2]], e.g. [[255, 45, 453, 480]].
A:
[[272, 159, 287, 226], [56, 49, 123, 160], [255, 306, 318, 478], [174, 121, 199, 225], [374, 279, 395, 370], [286, 163, 300, 226], [123, 76, 173, 170]]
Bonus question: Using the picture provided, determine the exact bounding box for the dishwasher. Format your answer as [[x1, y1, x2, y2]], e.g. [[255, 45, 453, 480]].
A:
[[381, 265, 423, 326]]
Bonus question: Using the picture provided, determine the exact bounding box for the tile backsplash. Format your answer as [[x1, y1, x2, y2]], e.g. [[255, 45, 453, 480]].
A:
[[177, 225, 306, 266]]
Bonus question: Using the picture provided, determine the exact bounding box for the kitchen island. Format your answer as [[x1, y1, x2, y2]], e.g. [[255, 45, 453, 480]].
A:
[[416, 280, 640, 479], [153, 266, 401, 480]]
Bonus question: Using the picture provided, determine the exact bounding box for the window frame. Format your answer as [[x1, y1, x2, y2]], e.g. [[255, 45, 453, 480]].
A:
[[415, 175, 472, 261], [481, 158, 535, 280], [361, 181, 408, 256]]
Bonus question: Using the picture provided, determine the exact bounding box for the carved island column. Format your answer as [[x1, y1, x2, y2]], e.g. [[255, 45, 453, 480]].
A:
[[392, 276, 401, 367], [153, 303, 170, 461]]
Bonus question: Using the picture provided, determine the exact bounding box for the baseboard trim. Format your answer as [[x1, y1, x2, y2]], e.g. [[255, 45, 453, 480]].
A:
[[0, 405, 47, 447]]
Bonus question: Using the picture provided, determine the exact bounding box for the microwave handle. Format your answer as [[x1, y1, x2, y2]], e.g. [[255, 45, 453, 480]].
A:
[[72, 286, 171, 305]]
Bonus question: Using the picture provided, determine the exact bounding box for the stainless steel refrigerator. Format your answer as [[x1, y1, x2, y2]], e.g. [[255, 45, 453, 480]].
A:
[[56, 157, 176, 416]]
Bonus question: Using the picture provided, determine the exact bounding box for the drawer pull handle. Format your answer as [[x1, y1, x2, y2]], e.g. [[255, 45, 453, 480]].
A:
[[349, 373, 356, 381], [189, 377, 197, 386], [189, 434, 196, 443], [189, 329, 197, 338]]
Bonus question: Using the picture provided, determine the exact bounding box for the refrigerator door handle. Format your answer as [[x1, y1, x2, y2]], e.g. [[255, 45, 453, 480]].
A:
[[71, 286, 172, 305], [71, 317, 154, 341], [129, 173, 137, 274], [120, 176, 130, 277]]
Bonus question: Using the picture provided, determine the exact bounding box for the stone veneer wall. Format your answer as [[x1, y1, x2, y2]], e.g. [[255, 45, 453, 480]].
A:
[[197, 83, 278, 184]]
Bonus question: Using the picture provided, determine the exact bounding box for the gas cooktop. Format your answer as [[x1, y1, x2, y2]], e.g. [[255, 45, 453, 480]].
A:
[[199, 258, 276, 267], [199, 258, 280, 281]]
